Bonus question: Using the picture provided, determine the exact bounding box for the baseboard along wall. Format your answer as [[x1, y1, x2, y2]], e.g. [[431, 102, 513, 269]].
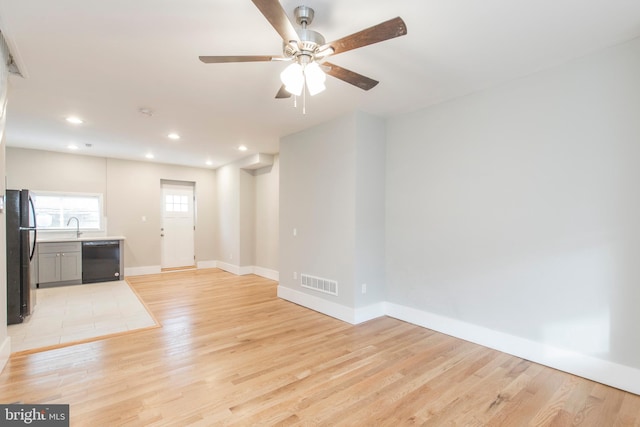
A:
[[125, 261, 279, 282], [277, 285, 640, 396]]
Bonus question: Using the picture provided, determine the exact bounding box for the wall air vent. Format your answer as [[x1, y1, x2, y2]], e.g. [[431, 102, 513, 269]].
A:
[[301, 274, 338, 296]]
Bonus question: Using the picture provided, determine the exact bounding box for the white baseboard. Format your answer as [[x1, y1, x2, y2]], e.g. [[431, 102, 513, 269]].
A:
[[354, 302, 387, 324], [238, 265, 254, 276], [124, 261, 279, 282], [277, 285, 385, 325], [216, 261, 240, 275], [216, 262, 279, 281], [278, 285, 356, 323], [253, 266, 279, 281], [0, 336, 11, 374], [386, 302, 640, 396], [125, 265, 161, 276]]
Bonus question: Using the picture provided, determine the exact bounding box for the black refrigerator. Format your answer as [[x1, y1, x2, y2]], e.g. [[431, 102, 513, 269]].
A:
[[6, 189, 37, 324]]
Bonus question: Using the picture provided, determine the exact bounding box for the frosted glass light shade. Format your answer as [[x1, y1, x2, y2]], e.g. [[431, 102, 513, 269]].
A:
[[305, 62, 326, 96], [280, 63, 304, 96]]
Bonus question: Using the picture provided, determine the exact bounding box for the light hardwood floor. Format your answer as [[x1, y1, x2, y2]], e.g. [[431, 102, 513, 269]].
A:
[[1, 268, 639, 426]]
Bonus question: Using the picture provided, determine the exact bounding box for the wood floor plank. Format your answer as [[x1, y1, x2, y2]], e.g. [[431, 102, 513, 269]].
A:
[[0, 268, 638, 425]]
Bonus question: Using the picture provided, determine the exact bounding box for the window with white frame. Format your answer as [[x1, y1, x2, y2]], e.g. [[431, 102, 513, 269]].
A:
[[32, 192, 103, 231]]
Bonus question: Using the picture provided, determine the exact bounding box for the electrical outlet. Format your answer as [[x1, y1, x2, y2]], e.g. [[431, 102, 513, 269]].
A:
[[361, 283, 367, 294], [293, 228, 297, 237], [229, 253, 233, 260], [293, 271, 297, 280]]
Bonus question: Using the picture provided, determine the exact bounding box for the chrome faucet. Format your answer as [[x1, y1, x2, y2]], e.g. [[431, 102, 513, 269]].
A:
[[67, 216, 82, 238]]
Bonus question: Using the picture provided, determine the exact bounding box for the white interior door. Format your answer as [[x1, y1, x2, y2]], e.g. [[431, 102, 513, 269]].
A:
[[161, 182, 195, 269]]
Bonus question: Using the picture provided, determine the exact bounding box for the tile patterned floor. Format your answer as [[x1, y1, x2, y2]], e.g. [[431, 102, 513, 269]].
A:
[[8, 280, 158, 353]]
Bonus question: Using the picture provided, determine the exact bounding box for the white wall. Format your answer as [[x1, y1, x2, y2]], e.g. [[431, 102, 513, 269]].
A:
[[386, 37, 640, 386]]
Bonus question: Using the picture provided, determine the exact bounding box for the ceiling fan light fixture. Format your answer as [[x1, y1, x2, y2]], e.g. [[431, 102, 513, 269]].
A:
[[304, 62, 326, 96], [281, 62, 304, 96]]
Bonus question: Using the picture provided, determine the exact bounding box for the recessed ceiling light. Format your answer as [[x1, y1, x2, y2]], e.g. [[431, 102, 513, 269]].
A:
[[238, 145, 248, 152], [66, 116, 83, 125], [167, 133, 180, 140], [205, 160, 213, 166], [145, 153, 154, 159], [67, 144, 79, 150]]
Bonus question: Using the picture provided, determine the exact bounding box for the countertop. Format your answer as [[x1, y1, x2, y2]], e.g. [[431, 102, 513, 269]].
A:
[[37, 235, 126, 243]]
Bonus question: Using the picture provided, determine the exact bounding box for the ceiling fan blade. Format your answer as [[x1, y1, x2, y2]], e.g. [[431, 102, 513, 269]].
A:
[[199, 55, 276, 63], [275, 85, 292, 99], [324, 17, 407, 56], [251, 0, 300, 43], [324, 62, 379, 91]]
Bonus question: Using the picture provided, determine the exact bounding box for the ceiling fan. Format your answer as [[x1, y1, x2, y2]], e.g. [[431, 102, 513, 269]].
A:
[[199, 0, 407, 100]]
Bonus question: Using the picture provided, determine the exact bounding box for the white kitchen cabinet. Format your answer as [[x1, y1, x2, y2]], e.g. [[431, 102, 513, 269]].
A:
[[37, 242, 82, 286]]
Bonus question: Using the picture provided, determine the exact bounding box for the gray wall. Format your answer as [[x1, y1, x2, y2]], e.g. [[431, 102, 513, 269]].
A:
[[354, 113, 386, 307], [239, 169, 256, 267], [255, 155, 279, 271], [280, 112, 385, 309], [386, 37, 640, 368], [216, 155, 279, 273], [280, 114, 357, 307], [216, 163, 240, 265], [7, 148, 107, 194]]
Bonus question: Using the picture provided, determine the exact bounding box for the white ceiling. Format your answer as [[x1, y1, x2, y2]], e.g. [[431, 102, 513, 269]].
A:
[[1, 1, 639, 169]]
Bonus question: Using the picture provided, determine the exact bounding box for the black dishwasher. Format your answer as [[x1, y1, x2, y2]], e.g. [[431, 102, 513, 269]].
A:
[[82, 241, 121, 283]]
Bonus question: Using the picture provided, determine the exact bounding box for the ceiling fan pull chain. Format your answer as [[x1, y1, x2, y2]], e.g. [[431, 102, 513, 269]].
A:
[[303, 85, 307, 115]]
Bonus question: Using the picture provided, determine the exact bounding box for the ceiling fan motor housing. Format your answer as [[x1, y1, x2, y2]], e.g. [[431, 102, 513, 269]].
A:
[[283, 7, 326, 61], [284, 29, 325, 57]]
